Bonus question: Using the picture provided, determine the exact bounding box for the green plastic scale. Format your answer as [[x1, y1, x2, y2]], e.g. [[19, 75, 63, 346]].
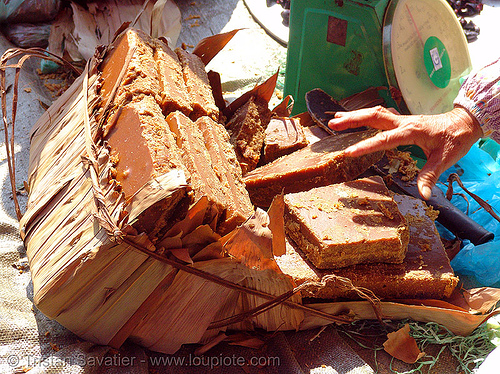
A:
[[284, 0, 472, 116]]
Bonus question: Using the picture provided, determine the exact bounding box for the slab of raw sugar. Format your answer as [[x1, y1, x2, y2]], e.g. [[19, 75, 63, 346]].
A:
[[244, 129, 383, 207], [284, 176, 409, 269], [154, 39, 192, 116], [195, 115, 255, 234], [225, 95, 272, 174], [263, 116, 309, 163], [99, 28, 161, 107], [276, 193, 458, 300], [175, 47, 219, 120]]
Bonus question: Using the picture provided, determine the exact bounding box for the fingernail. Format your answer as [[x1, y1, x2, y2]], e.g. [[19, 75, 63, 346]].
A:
[[421, 186, 432, 200]]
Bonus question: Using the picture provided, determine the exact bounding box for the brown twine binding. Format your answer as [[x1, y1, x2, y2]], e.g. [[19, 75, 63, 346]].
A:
[[207, 276, 383, 330], [446, 172, 500, 224], [124, 231, 356, 325], [316, 275, 383, 321], [0, 48, 82, 221]]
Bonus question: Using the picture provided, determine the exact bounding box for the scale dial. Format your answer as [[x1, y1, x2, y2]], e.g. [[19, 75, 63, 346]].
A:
[[383, 0, 472, 114]]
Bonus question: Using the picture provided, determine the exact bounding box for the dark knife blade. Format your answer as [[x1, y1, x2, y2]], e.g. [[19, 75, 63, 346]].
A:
[[305, 88, 366, 134]]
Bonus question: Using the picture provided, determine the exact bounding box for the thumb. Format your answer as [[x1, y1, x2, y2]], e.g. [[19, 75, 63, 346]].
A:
[[416, 155, 443, 200]]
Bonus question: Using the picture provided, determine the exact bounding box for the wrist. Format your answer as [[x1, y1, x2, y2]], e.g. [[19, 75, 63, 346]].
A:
[[452, 104, 484, 139]]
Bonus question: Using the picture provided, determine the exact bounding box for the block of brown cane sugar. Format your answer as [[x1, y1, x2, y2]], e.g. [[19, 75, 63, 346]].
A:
[[302, 125, 330, 145], [166, 111, 234, 233], [154, 40, 192, 116], [175, 47, 219, 120], [226, 96, 272, 174], [276, 193, 458, 300], [263, 117, 309, 164], [105, 96, 186, 198], [99, 28, 161, 107], [104, 95, 189, 236], [284, 176, 409, 269], [196, 116, 254, 233], [244, 129, 383, 207]]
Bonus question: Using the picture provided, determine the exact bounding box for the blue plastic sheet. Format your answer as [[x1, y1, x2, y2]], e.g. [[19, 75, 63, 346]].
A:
[[437, 140, 500, 287]]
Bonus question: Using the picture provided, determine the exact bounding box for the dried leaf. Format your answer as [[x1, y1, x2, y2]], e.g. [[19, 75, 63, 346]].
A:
[[48, 7, 78, 60], [165, 196, 209, 237], [192, 29, 241, 65], [131, 259, 246, 354], [182, 224, 220, 249], [70, 0, 182, 61], [37, 99, 50, 110], [227, 333, 265, 350], [194, 333, 228, 355], [268, 193, 285, 256], [396, 299, 467, 312], [292, 111, 316, 127], [127, 232, 156, 252], [207, 70, 225, 111], [125, 170, 189, 236], [169, 248, 193, 264], [150, 0, 169, 39], [192, 241, 224, 262], [157, 232, 182, 250], [224, 209, 280, 272], [383, 324, 425, 364], [206, 203, 220, 232], [219, 228, 237, 248], [223, 70, 279, 119], [272, 94, 294, 117], [462, 287, 500, 314]]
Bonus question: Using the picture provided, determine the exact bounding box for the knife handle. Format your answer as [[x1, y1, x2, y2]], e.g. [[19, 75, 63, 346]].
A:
[[372, 158, 494, 246], [427, 185, 494, 245]]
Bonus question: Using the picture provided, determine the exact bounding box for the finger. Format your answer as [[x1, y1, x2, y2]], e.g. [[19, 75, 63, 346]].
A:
[[328, 106, 399, 131], [416, 154, 444, 200], [344, 127, 415, 157]]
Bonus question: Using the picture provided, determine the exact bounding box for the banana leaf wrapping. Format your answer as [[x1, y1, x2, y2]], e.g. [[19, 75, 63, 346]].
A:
[[18, 29, 309, 354], [8, 28, 499, 356]]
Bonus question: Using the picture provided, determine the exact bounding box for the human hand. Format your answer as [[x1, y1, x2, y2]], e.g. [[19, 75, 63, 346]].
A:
[[328, 105, 483, 199]]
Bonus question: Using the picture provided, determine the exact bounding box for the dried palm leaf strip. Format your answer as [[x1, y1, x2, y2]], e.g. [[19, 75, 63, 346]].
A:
[[0, 47, 81, 220]]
